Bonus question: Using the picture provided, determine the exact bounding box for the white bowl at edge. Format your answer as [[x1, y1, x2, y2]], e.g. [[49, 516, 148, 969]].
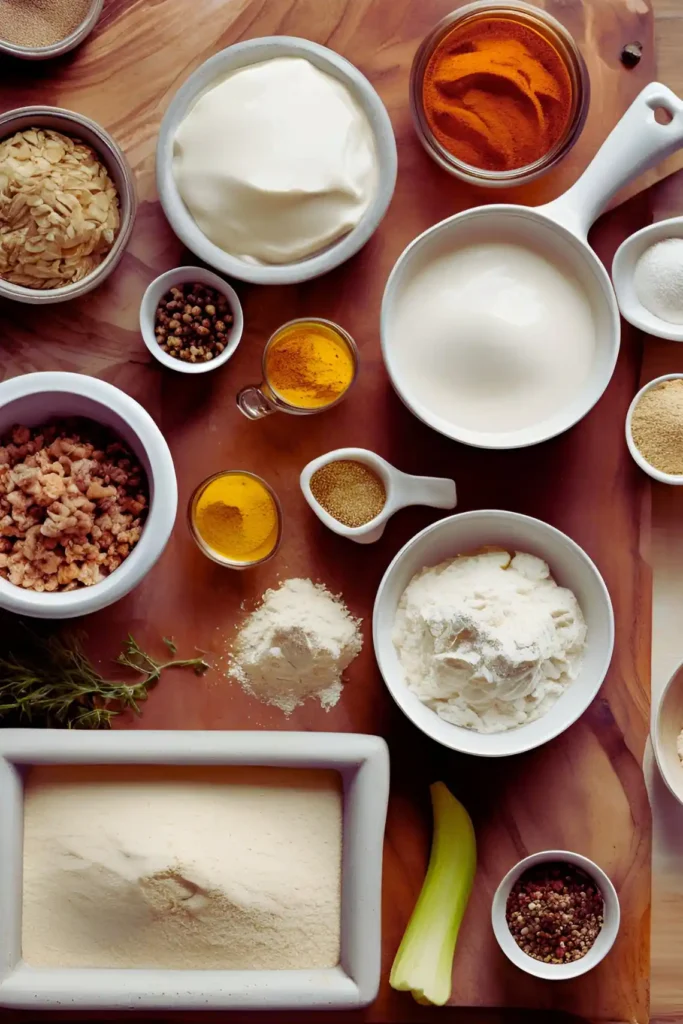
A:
[[625, 373, 683, 484], [491, 850, 620, 980], [653, 659, 683, 806], [0, 372, 177, 619], [156, 36, 398, 286], [140, 267, 243, 374], [373, 510, 614, 757], [613, 217, 683, 342]]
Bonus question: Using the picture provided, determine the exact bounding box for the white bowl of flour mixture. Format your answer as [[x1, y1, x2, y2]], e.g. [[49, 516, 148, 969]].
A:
[[373, 511, 614, 757]]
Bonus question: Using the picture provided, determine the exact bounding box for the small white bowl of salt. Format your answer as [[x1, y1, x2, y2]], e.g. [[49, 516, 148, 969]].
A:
[[613, 220, 683, 341]]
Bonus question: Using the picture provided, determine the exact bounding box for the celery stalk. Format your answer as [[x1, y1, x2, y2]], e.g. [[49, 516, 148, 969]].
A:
[[390, 781, 476, 1007]]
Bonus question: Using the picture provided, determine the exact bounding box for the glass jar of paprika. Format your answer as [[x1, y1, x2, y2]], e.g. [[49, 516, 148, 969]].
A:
[[410, 0, 590, 187]]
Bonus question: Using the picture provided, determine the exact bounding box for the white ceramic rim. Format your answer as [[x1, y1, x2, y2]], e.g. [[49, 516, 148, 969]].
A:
[[491, 850, 620, 979], [0, 372, 177, 618], [612, 219, 683, 342], [652, 659, 683, 806], [380, 205, 620, 450], [140, 267, 244, 374], [625, 373, 683, 484], [0, 107, 136, 305], [0, 0, 103, 59], [373, 509, 615, 757], [156, 36, 398, 285]]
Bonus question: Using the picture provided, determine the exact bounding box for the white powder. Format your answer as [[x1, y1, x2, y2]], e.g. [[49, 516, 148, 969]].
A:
[[634, 237, 683, 324], [393, 550, 586, 733], [22, 765, 342, 969], [228, 577, 362, 714]]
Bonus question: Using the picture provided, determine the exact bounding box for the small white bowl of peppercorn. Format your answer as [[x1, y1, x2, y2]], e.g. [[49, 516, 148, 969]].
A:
[[140, 266, 243, 374], [491, 851, 620, 980]]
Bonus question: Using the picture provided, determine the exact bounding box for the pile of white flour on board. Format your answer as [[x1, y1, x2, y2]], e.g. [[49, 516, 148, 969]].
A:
[[393, 550, 586, 733], [22, 765, 342, 970], [228, 577, 362, 714]]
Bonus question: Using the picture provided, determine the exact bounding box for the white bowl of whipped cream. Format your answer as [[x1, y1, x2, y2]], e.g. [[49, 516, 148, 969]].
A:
[[156, 37, 397, 285], [373, 510, 614, 757]]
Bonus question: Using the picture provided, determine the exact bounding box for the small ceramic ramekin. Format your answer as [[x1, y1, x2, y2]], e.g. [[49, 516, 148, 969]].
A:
[[491, 850, 620, 979], [0, 107, 136, 305], [140, 267, 243, 374], [0, 0, 103, 60], [410, 0, 590, 187], [626, 374, 683, 484]]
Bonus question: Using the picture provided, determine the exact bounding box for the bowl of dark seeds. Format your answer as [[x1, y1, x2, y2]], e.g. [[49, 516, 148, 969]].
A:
[[140, 266, 243, 375], [491, 851, 620, 979]]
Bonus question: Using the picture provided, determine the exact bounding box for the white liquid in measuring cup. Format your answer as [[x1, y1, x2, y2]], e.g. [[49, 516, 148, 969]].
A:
[[389, 241, 596, 434]]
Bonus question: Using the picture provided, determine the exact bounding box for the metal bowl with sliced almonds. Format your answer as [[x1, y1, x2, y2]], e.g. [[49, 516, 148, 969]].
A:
[[0, 107, 136, 305]]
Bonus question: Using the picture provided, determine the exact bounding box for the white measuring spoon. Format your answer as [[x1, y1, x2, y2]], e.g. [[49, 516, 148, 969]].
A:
[[613, 217, 683, 341], [300, 448, 456, 544], [382, 82, 683, 449]]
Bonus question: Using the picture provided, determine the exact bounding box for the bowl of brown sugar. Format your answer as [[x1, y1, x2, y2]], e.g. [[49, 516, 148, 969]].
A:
[[0, 0, 103, 59], [626, 374, 683, 484]]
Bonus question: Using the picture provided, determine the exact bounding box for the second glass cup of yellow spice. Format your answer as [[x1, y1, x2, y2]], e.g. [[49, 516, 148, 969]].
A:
[[188, 471, 282, 568], [236, 318, 359, 419]]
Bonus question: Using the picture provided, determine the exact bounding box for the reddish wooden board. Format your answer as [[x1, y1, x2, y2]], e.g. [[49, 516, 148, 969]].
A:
[[0, 0, 657, 1020]]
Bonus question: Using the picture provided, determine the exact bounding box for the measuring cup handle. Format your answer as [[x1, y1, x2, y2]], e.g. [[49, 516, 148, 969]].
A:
[[392, 472, 457, 511], [541, 83, 683, 238]]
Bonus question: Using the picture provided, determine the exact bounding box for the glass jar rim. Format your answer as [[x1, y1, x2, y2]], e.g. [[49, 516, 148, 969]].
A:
[[410, 0, 591, 187]]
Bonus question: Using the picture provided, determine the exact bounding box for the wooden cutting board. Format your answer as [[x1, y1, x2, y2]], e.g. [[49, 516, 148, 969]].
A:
[[0, 0, 658, 1020]]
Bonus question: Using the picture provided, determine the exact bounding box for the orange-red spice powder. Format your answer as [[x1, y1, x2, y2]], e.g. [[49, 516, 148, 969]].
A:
[[422, 16, 574, 172]]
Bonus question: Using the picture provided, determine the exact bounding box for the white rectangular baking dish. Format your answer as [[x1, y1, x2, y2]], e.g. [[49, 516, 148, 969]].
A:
[[0, 729, 389, 1011]]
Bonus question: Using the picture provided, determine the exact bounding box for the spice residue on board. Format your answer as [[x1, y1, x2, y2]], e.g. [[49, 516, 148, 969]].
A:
[[22, 764, 342, 970], [310, 460, 386, 528], [228, 578, 363, 714], [421, 15, 573, 171], [0, 0, 92, 47], [505, 862, 604, 964], [631, 378, 683, 476]]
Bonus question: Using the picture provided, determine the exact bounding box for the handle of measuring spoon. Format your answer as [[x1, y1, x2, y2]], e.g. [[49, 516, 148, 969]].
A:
[[541, 82, 683, 239]]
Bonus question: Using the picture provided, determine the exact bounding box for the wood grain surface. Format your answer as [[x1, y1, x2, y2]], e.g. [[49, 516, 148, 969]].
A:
[[0, 0, 664, 1021]]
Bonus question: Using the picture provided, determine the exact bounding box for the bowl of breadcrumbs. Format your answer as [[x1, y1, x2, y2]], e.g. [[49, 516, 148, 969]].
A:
[[0, 106, 136, 304], [626, 374, 683, 484]]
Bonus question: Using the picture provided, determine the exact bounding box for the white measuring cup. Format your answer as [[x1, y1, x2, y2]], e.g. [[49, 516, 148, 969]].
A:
[[382, 82, 683, 450], [300, 447, 456, 543]]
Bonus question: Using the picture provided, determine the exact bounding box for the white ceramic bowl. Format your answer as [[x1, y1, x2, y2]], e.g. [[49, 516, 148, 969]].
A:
[[373, 510, 614, 757], [140, 267, 243, 374], [613, 218, 683, 342], [625, 373, 683, 484], [0, 372, 177, 618], [491, 850, 620, 979], [653, 659, 683, 806], [156, 36, 397, 285]]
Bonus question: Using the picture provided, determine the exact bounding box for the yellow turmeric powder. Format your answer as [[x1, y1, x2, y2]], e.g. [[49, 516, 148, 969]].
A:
[[193, 472, 279, 564], [265, 320, 356, 410]]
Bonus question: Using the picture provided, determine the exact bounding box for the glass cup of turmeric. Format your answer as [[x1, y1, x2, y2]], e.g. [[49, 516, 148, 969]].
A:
[[236, 318, 359, 420], [188, 470, 282, 568]]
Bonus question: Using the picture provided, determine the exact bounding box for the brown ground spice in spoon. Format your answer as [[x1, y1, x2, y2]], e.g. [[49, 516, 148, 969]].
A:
[[631, 379, 683, 475]]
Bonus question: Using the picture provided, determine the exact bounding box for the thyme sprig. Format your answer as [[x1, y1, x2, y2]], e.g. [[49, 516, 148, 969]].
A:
[[0, 623, 209, 729]]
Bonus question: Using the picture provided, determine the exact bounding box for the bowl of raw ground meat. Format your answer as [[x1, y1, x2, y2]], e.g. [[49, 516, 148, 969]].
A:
[[0, 372, 177, 618]]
